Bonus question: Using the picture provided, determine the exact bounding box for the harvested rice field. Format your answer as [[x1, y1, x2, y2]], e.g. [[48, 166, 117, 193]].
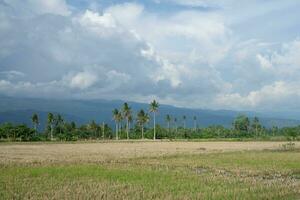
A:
[[0, 141, 299, 199]]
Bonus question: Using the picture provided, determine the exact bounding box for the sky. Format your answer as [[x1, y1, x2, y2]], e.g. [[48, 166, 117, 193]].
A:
[[0, 0, 300, 112]]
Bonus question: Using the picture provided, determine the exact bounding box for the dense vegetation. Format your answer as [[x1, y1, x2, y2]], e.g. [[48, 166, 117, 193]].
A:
[[0, 100, 299, 141]]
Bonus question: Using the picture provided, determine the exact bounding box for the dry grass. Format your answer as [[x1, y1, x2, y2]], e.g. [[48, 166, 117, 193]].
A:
[[0, 141, 299, 199], [1, 141, 298, 165]]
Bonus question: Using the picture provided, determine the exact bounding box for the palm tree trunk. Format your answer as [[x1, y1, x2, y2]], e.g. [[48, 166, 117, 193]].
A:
[[116, 123, 118, 140], [256, 125, 258, 138], [126, 118, 129, 140], [34, 123, 37, 135], [153, 113, 156, 140], [50, 125, 53, 141], [142, 123, 144, 140], [168, 121, 170, 133], [102, 122, 105, 139], [194, 120, 196, 131]]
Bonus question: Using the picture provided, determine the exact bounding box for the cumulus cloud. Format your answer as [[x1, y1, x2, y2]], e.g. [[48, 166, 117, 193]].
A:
[[0, 0, 300, 113], [69, 71, 98, 89]]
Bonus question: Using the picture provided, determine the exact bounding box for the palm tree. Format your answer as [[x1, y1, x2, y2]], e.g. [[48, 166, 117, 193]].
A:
[[89, 120, 98, 138], [102, 122, 105, 139], [116, 112, 123, 139], [137, 109, 149, 139], [165, 114, 171, 133], [56, 114, 64, 134], [47, 113, 54, 140], [122, 102, 132, 140], [128, 114, 133, 133], [31, 113, 39, 135], [193, 116, 197, 131], [112, 109, 120, 140], [174, 117, 178, 132], [183, 115, 186, 129], [149, 100, 159, 140]]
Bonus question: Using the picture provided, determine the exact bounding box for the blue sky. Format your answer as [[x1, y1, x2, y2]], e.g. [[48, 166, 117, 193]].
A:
[[0, 0, 300, 112]]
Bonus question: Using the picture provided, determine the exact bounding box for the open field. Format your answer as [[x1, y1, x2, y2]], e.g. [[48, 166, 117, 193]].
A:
[[0, 141, 300, 199]]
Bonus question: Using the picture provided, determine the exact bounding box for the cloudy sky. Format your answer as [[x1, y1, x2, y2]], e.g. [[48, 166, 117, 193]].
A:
[[0, 0, 300, 112]]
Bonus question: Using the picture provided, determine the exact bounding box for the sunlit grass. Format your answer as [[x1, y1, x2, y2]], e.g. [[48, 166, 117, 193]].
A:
[[0, 142, 299, 199]]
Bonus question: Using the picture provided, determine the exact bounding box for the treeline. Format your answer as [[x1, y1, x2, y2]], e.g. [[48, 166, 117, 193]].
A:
[[0, 101, 299, 141]]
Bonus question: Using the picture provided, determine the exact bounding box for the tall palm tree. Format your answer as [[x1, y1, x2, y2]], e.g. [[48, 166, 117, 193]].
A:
[[117, 112, 123, 139], [193, 116, 197, 131], [89, 120, 98, 138], [31, 113, 39, 135], [47, 113, 54, 140], [122, 102, 132, 140], [183, 115, 186, 129], [128, 114, 133, 133], [174, 117, 178, 132], [56, 114, 64, 134], [102, 122, 105, 139], [112, 109, 120, 140], [165, 114, 171, 133], [149, 100, 159, 140], [137, 109, 149, 139]]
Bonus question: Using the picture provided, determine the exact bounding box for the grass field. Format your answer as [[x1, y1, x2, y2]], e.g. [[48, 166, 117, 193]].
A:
[[0, 141, 299, 199]]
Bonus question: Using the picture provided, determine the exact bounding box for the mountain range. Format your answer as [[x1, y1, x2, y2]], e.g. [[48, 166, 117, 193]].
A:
[[0, 96, 299, 130]]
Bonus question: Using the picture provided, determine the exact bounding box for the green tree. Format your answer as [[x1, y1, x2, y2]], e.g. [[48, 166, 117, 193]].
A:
[[89, 120, 98, 138], [128, 114, 133, 133], [183, 115, 187, 129], [122, 102, 132, 140], [137, 109, 149, 139], [47, 113, 54, 140], [55, 114, 64, 135], [234, 115, 250, 133], [165, 114, 171, 133], [70, 121, 76, 130], [193, 116, 197, 131], [112, 109, 120, 140], [31, 113, 39, 135], [149, 100, 159, 140], [251, 117, 261, 137], [174, 117, 178, 132]]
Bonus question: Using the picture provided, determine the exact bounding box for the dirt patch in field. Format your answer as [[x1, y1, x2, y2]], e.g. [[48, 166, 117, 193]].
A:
[[0, 141, 299, 165]]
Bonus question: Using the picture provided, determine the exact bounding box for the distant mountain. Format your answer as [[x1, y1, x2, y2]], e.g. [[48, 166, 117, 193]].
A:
[[0, 96, 299, 130]]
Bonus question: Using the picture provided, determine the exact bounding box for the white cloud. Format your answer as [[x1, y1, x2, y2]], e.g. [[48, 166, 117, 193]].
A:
[[256, 54, 272, 70], [69, 71, 98, 89], [1, 0, 300, 113], [0, 70, 25, 80], [78, 10, 116, 29], [215, 81, 300, 110]]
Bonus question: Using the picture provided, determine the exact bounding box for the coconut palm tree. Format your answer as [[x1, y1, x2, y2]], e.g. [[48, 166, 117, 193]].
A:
[[149, 100, 159, 140], [102, 122, 105, 139], [56, 114, 64, 135], [128, 114, 133, 133], [165, 114, 171, 133], [174, 117, 178, 132], [137, 109, 149, 139], [47, 113, 54, 140], [193, 116, 197, 131], [183, 115, 187, 129], [122, 102, 132, 140], [117, 112, 123, 138], [31, 113, 39, 135], [89, 120, 98, 138], [112, 109, 120, 140]]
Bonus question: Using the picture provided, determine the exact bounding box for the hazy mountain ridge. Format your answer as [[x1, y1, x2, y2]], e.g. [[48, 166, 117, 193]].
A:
[[0, 96, 299, 129]]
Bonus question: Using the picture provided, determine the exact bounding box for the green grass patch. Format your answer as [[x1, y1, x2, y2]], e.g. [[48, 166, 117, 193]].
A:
[[1, 149, 299, 200]]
